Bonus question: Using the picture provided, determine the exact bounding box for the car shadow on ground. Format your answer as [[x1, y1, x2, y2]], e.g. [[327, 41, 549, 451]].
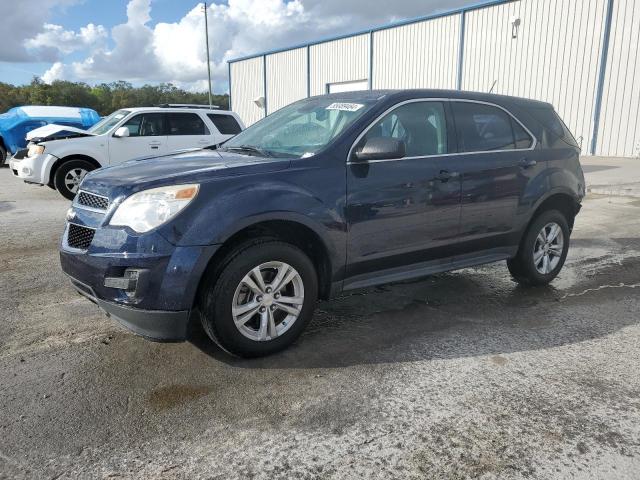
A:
[[188, 254, 640, 370]]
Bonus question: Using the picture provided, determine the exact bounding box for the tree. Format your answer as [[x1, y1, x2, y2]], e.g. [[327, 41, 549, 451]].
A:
[[0, 80, 229, 116]]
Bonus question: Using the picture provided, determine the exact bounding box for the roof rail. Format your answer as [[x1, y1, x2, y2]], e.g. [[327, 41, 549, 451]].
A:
[[155, 104, 221, 110]]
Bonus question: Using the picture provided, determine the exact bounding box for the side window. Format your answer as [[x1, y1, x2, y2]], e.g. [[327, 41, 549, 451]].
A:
[[166, 113, 208, 136], [120, 113, 165, 137], [207, 114, 242, 135], [453, 102, 530, 152], [359, 101, 448, 157], [121, 114, 143, 137]]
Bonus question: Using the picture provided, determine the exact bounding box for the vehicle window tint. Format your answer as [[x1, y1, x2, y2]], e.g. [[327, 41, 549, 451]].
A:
[[360, 101, 448, 157], [528, 107, 565, 138], [166, 113, 208, 135], [121, 113, 165, 137], [453, 102, 519, 152], [207, 114, 242, 135], [512, 119, 533, 149]]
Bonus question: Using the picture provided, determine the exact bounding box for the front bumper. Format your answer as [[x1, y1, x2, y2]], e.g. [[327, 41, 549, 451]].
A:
[[60, 222, 220, 342], [9, 153, 57, 185], [67, 275, 190, 341]]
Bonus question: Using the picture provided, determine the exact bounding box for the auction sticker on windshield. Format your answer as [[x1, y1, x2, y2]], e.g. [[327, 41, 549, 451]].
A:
[[326, 103, 364, 112]]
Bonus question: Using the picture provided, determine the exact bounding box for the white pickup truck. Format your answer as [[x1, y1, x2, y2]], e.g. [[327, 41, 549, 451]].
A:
[[9, 105, 244, 199]]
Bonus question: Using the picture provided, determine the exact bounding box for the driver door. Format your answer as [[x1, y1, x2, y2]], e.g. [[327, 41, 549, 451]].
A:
[[108, 113, 168, 165], [345, 100, 462, 280]]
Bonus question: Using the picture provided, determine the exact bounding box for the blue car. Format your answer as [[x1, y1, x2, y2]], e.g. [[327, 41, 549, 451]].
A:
[[60, 90, 585, 357], [0, 106, 100, 166]]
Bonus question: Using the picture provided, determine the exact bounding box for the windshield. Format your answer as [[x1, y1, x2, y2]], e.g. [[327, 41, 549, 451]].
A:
[[222, 97, 378, 158], [88, 109, 131, 135]]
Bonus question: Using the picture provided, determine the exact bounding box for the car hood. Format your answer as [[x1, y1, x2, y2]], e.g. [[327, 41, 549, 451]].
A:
[[80, 148, 292, 197], [27, 123, 94, 142]]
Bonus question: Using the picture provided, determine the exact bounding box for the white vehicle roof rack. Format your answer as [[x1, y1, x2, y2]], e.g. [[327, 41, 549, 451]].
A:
[[155, 104, 221, 110]]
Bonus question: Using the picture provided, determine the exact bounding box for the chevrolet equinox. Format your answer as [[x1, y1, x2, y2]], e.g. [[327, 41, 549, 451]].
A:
[[60, 90, 585, 357]]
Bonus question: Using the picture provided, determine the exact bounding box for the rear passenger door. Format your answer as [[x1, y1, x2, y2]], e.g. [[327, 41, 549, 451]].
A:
[[166, 112, 211, 152], [451, 101, 540, 249]]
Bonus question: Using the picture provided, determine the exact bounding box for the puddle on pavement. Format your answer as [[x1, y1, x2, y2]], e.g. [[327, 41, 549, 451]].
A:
[[146, 385, 212, 411], [0, 201, 15, 213]]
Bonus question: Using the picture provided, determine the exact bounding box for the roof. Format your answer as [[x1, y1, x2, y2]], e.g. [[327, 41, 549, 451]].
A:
[[228, 0, 518, 63], [123, 107, 236, 115], [313, 89, 553, 108]]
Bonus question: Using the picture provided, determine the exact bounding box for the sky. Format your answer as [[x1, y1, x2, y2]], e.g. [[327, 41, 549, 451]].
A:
[[0, 0, 477, 93]]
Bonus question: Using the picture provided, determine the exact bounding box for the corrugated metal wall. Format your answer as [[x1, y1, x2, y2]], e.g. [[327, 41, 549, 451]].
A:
[[266, 47, 308, 114], [597, 0, 640, 157], [230, 56, 265, 126], [229, 0, 639, 157], [462, 0, 608, 153], [373, 14, 461, 90], [309, 35, 369, 96]]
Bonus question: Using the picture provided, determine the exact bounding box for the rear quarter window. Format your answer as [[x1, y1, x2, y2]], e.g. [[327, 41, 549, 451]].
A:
[[527, 106, 579, 148], [207, 114, 242, 135]]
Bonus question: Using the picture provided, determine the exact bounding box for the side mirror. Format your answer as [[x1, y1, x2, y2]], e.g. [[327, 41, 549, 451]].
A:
[[353, 137, 406, 162], [113, 127, 130, 138]]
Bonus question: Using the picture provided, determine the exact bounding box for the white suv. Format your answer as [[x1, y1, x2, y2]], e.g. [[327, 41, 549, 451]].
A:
[[9, 105, 244, 199]]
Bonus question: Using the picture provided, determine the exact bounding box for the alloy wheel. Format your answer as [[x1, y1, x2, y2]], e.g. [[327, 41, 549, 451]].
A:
[[64, 168, 89, 194], [232, 261, 305, 342], [532, 222, 564, 275]]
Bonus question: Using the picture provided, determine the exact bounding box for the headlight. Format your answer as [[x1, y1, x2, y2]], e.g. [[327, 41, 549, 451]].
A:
[[28, 144, 45, 157], [109, 184, 199, 233]]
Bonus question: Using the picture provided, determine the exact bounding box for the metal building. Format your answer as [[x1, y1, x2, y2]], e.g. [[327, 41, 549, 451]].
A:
[[228, 0, 640, 158]]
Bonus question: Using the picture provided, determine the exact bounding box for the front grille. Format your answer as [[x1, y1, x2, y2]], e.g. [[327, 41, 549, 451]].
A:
[[77, 191, 109, 210], [67, 223, 96, 250]]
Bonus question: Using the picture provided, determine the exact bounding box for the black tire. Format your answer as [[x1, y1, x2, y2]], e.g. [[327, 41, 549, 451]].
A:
[[53, 159, 95, 200], [0, 144, 6, 167], [198, 239, 318, 358], [508, 209, 571, 286]]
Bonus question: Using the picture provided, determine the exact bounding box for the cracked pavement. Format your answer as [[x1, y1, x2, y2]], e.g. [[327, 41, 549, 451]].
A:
[[1, 166, 639, 479]]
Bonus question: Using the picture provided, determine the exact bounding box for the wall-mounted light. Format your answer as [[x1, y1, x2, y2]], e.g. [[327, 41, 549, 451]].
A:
[[254, 96, 265, 109], [511, 16, 521, 39]]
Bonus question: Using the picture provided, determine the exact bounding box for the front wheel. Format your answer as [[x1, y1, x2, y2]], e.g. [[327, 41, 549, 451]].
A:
[[508, 209, 570, 286], [53, 159, 95, 200], [198, 240, 318, 357]]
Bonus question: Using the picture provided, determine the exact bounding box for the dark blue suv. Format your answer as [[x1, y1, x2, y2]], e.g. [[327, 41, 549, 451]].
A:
[[60, 90, 584, 357]]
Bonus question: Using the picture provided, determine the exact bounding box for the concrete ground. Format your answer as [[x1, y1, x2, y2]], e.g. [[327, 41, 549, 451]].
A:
[[1, 158, 639, 479], [581, 156, 640, 197]]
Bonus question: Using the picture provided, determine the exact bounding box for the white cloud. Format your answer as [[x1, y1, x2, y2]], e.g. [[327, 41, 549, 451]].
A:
[[41, 62, 67, 84], [26, 23, 107, 61], [72, 0, 160, 80], [57, 0, 316, 91], [0, 0, 80, 62], [24, 0, 475, 91]]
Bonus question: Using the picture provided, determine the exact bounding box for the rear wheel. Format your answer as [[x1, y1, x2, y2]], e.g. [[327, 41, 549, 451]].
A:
[[198, 240, 318, 357], [53, 159, 95, 200], [508, 210, 570, 286]]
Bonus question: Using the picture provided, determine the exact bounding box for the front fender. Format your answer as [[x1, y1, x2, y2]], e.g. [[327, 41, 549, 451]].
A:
[[158, 177, 344, 260]]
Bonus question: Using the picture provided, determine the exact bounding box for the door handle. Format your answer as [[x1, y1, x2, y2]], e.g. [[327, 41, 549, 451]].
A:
[[435, 170, 460, 182], [519, 158, 537, 169]]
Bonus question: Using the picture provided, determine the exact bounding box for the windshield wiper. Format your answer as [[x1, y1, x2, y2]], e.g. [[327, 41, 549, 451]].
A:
[[223, 145, 272, 157]]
